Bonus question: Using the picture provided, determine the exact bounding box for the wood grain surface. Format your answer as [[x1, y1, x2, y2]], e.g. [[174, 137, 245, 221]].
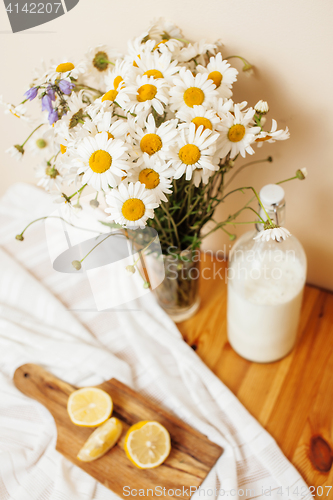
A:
[[13, 364, 223, 500], [177, 256, 333, 500]]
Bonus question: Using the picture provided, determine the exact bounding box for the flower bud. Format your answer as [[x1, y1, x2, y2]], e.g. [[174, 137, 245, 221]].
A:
[[143, 281, 150, 289], [90, 199, 100, 208], [126, 265, 136, 275], [72, 260, 82, 270], [254, 100, 269, 114], [15, 234, 24, 241], [296, 168, 307, 180], [36, 139, 47, 149]]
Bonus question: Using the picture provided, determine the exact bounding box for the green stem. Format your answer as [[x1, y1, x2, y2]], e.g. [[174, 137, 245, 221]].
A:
[[225, 55, 253, 70], [161, 204, 180, 249], [224, 157, 272, 190], [276, 176, 298, 184], [17, 216, 103, 239], [100, 59, 115, 66], [68, 184, 87, 201], [21, 123, 44, 147], [74, 84, 103, 97], [80, 233, 114, 264], [221, 186, 274, 226]]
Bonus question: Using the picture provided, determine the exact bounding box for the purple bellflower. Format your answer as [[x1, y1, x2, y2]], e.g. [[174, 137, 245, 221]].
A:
[[58, 80, 75, 95], [48, 108, 58, 125], [24, 87, 38, 101], [42, 94, 53, 112]]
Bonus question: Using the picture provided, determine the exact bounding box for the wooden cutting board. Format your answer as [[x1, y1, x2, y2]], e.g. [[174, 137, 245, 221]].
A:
[[14, 364, 223, 499]]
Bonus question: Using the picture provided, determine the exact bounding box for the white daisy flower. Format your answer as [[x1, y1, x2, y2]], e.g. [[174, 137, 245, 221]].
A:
[[148, 18, 183, 42], [6, 145, 24, 161], [129, 113, 178, 163], [0, 96, 31, 122], [176, 105, 222, 133], [197, 53, 238, 99], [255, 119, 290, 147], [35, 160, 63, 191], [133, 51, 179, 83], [177, 40, 217, 63], [152, 38, 184, 56], [254, 226, 291, 242], [85, 110, 128, 140], [85, 45, 122, 84], [126, 35, 155, 66], [105, 181, 159, 228], [60, 90, 91, 131], [52, 193, 81, 222], [33, 59, 87, 85], [214, 97, 234, 120], [169, 122, 219, 181], [27, 126, 55, 157], [104, 60, 134, 92], [192, 166, 215, 187], [169, 68, 218, 113], [124, 74, 169, 116], [218, 104, 261, 158], [74, 131, 129, 191], [130, 153, 173, 202], [100, 82, 131, 109]]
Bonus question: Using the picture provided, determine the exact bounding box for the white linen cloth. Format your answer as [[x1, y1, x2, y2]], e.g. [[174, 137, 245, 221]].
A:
[[0, 183, 311, 500]]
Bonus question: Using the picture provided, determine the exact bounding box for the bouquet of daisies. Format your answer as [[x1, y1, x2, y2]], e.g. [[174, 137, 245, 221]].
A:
[[3, 18, 306, 260]]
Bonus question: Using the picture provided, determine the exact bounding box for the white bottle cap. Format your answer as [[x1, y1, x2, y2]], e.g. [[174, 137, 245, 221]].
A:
[[259, 184, 285, 208]]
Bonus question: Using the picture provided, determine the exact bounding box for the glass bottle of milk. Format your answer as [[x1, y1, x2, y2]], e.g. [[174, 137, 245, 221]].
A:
[[227, 184, 307, 363]]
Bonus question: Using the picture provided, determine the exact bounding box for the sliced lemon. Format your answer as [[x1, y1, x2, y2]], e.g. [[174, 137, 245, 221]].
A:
[[77, 417, 123, 462], [67, 387, 113, 427], [124, 420, 171, 469]]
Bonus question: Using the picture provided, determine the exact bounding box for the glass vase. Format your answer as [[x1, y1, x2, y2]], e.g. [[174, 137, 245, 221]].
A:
[[145, 250, 201, 322]]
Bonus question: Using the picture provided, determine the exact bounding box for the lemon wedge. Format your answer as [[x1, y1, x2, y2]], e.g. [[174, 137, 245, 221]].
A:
[[67, 387, 113, 427], [77, 417, 123, 462], [124, 420, 171, 469]]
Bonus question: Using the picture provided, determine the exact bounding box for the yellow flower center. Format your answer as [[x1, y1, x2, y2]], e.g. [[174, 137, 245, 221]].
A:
[[102, 90, 118, 102], [143, 69, 164, 79], [191, 117, 213, 132], [183, 87, 205, 107], [208, 70, 223, 88], [60, 144, 67, 154], [179, 144, 201, 165], [122, 199, 145, 221], [133, 54, 141, 68], [154, 40, 168, 51], [113, 75, 123, 90], [228, 124, 246, 142], [140, 133, 162, 155], [56, 62, 75, 73], [137, 84, 157, 102], [139, 168, 160, 189], [89, 150, 112, 173]]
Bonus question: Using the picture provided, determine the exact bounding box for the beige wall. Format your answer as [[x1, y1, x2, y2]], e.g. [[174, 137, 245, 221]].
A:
[[0, 0, 332, 289]]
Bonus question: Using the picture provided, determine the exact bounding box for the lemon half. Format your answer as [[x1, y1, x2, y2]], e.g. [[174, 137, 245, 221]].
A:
[[67, 387, 113, 427], [124, 420, 171, 469], [77, 417, 123, 462]]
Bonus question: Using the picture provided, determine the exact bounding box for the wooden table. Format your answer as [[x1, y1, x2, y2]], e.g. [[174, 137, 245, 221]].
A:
[[177, 256, 333, 499]]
